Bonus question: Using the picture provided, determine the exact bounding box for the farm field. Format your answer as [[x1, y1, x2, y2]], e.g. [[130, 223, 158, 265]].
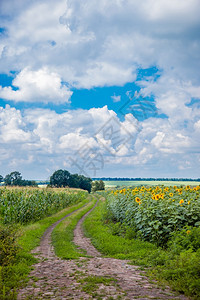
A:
[[104, 180, 200, 188], [106, 185, 200, 245], [0, 187, 92, 299], [83, 185, 200, 299], [0, 187, 88, 224], [1, 185, 200, 299]]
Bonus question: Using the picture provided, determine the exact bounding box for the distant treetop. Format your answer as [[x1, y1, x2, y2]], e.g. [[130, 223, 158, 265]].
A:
[[92, 177, 200, 182], [3, 171, 37, 186], [50, 169, 92, 193]]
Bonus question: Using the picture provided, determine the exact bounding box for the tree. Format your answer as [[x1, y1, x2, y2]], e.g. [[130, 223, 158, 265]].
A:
[[4, 171, 23, 186], [92, 180, 105, 192], [3, 171, 38, 187], [19, 179, 38, 187], [78, 175, 92, 193], [98, 180, 105, 190], [49, 169, 92, 192], [68, 174, 80, 188], [0, 175, 3, 184], [50, 169, 71, 187]]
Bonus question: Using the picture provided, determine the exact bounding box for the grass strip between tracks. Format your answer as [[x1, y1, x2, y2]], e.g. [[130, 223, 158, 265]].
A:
[[52, 196, 97, 259]]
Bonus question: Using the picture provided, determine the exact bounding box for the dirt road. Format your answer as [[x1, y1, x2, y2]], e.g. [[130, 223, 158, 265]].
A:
[[17, 200, 189, 299]]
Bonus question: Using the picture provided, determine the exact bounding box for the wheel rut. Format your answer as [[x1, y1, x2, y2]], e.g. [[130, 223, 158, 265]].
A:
[[17, 199, 189, 300]]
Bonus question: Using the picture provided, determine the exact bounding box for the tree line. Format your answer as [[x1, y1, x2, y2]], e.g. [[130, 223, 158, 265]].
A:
[[0, 170, 105, 193], [49, 169, 92, 192], [93, 177, 200, 181], [0, 172, 37, 186]]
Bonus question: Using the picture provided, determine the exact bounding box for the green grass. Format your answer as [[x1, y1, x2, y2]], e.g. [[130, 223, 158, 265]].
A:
[[0, 196, 91, 299], [104, 180, 200, 188], [78, 275, 117, 295], [83, 199, 200, 299], [52, 196, 97, 259], [83, 200, 157, 262], [71, 270, 118, 299], [18, 196, 90, 252]]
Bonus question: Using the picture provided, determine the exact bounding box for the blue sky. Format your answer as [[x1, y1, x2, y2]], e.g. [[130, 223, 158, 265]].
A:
[[0, 0, 200, 180]]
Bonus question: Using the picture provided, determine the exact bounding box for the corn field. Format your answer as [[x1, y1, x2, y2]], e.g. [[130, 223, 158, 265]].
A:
[[0, 187, 87, 224]]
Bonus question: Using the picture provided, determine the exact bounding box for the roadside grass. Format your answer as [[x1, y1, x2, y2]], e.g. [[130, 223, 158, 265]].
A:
[[0, 196, 91, 299], [83, 199, 200, 300], [18, 196, 90, 252], [83, 200, 157, 263], [52, 196, 97, 259]]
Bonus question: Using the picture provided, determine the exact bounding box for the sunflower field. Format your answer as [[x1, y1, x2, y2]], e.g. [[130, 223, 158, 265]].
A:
[[0, 187, 87, 224], [106, 185, 200, 246]]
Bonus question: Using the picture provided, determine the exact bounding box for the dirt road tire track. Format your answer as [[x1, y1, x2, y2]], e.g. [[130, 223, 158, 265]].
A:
[[17, 197, 189, 300]]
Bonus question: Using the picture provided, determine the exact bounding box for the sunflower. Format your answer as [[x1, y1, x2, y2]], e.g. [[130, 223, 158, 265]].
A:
[[169, 193, 173, 197], [179, 199, 184, 205], [155, 194, 160, 200], [135, 197, 141, 203]]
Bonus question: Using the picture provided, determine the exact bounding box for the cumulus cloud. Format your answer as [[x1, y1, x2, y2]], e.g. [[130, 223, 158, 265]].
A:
[[0, 105, 199, 179], [0, 67, 72, 103], [1, 0, 199, 90], [0, 0, 200, 178], [0, 105, 31, 142]]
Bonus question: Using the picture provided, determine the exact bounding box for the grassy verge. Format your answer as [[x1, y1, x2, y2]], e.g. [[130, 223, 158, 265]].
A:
[[83, 198, 200, 300], [83, 199, 157, 262], [52, 196, 97, 259], [0, 196, 90, 299]]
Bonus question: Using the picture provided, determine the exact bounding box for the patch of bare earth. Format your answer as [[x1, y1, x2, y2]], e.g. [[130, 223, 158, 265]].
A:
[[17, 203, 189, 300]]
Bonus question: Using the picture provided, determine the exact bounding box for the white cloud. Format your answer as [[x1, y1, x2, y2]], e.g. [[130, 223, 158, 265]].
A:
[[0, 67, 72, 103], [59, 133, 97, 151], [0, 105, 31, 142], [194, 120, 200, 130], [1, 0, 199, 91], [0, 105, 199, 179], [0, 0, 200, 178], [111, 94, 121, 102]]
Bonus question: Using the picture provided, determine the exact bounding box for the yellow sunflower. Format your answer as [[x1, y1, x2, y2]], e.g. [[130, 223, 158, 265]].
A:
[[135, 197, 141, 203], [155, 194, 160, 200]]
